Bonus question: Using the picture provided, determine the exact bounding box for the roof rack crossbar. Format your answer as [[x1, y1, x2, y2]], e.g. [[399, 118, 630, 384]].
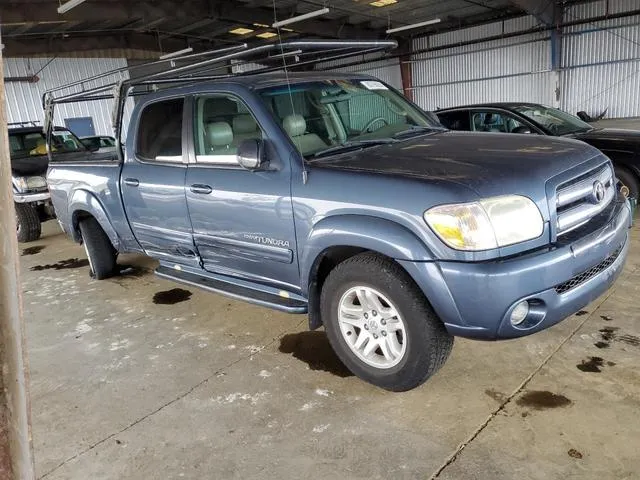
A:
[[43, 44, 248, 100]]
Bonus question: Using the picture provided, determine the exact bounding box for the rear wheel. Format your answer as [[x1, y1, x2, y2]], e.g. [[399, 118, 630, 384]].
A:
[[615, 167, 638, 200], [15, 203, 41, 243], [321, 252, 453, 391], [79, 217, 117, 279]]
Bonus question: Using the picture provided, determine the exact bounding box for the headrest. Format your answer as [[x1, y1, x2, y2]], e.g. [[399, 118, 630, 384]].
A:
[[283, 114, 306, 138], [484, 113, 495, 125], [233, 115, 258, 134], [207, 122, 233, 147]]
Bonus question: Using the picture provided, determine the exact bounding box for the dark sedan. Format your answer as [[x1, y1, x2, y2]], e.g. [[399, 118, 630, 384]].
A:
[[436, 103, 640, 199]]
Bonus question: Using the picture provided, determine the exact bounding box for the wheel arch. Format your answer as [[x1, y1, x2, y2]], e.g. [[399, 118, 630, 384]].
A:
[[301, 215, 434, 330], [69, 190, 120, 250]]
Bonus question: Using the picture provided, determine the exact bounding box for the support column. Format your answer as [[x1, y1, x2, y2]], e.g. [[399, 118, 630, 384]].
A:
[[399, 39, 413, 101], [0, 31, 36, 480]]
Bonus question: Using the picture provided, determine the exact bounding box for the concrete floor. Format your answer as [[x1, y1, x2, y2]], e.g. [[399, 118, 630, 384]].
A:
[[22, 220, 640, 480]]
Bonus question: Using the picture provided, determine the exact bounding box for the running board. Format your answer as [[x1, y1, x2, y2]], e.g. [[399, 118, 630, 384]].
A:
[[155, 265, 308, 314]]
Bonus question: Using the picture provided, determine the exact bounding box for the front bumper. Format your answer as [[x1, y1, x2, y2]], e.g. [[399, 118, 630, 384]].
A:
[[14, 191, 51, 203], [400, 198, 632, 340]]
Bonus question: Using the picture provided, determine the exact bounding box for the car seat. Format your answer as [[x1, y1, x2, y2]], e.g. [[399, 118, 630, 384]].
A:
[[232, 115, 259, 144], [282, 114, 326, 156], [206, 122, 236, 154]]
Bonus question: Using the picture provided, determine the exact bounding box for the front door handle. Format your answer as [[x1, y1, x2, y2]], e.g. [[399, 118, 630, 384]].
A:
[[190, 184, 213, 195], [124, 178, 139, 187]]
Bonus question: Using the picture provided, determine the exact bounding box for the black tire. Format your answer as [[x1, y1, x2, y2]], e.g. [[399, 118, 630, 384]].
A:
[[321, 252, 454, 392], [79, 217, 117, 279], [615, 167, 639, 200], [15, 203, 41, 243]]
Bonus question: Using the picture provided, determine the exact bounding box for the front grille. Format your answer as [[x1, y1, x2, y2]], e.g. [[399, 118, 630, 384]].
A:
[[554, 245, 622, 295], [556, 164, 614, 236]]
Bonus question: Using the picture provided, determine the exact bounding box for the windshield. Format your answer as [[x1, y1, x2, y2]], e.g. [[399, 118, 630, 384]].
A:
[[257, 79, 438, 158], [512, 105, 593, 136], [9, 128, 86, 158]]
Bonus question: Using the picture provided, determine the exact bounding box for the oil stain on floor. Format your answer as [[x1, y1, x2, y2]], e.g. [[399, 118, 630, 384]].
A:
[[279, 331, 353, 378], [152, 288, 192, 305], [577, 356, 605, 372], [516, 390, 572, 410], [22, 246, 45, 256], [30, 258, 89, 271]]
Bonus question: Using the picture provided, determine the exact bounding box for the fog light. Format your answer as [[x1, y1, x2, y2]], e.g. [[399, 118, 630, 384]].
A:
[[510, 301, 529, 326]]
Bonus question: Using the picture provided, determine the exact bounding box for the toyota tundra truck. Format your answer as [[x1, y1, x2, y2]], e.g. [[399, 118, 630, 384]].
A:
[[47, 72, 632, 391]]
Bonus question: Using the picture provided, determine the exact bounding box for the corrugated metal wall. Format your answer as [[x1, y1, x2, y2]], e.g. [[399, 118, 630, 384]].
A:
[[560, 1, 640, 117], [4, 57, 132, 135], [409, 18, 557, 110]]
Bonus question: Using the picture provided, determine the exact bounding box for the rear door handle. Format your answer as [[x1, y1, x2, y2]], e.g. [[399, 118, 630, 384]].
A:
[[124, 178, 139, 187], [190, 184, 213, 195]]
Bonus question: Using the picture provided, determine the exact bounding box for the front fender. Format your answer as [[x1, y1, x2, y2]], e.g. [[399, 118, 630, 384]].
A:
[[300, 215, 434, 294], [69, 189, 121, 250]]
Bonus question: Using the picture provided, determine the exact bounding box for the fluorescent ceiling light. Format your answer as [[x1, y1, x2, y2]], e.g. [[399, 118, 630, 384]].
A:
[[159, 47, 193, 59], [370, 0, 397, 6], [229, 27, 254, 35], [386, 18, 441, 34], [272, 7, 330, 28], [57, 0, 88, 14], [256, 32, 278, 39], [253, 23, 270, 28]]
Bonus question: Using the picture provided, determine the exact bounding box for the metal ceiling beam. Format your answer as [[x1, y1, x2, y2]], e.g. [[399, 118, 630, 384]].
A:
[[2, 33, 210, 56], [508, 0, 559, 26], [1, 0, 381, 41]]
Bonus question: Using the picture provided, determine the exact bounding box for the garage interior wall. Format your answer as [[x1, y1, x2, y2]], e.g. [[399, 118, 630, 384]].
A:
[[406, 0, 640, 118], [4, 57, 133, 136]]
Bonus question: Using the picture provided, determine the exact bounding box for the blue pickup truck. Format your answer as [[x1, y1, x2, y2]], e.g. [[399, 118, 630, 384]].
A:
[[47, 71, 632, 391]]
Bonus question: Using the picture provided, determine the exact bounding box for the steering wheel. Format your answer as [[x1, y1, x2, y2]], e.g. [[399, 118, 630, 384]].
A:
[[548, 123, 561, 134], [361, 117, 389, 133]]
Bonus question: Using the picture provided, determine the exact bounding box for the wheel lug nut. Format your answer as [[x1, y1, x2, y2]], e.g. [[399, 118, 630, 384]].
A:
[[381, 319, 386, 325], [364, 324, 369, 330], [382, 331, 387, 336], [364, 313, 368, 319], [372, 311, 377, 316], [373, 334, 378, 339]]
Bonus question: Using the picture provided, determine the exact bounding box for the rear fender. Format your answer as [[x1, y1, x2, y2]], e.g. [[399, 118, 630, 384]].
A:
[[69, 190, 121, 250], [300, 215, 434, 296]]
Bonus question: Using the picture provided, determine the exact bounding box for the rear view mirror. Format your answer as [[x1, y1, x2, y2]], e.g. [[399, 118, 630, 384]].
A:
[[237, 139, 267, 171]]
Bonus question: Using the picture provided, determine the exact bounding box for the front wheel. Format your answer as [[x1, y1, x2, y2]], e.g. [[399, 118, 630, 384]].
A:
[[321, 252, 453, 391], [15, 203, 41, 243]]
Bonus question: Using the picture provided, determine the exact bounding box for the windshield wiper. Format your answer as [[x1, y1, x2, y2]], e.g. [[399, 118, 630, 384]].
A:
[[308, 139, 397, 159], [392, 125, 445, 139]]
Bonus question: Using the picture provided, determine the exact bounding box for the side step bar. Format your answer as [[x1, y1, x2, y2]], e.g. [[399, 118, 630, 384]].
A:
[[155, 265, 308, 314]]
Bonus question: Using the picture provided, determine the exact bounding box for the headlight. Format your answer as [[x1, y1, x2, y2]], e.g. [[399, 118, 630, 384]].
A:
[[14, 176, 47, 192], [424, 195, 544, 251]]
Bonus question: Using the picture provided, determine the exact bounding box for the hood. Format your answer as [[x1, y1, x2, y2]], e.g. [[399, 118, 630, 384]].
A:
[[310, 131, 603, 198], [573, 128, 640, 153], [11, 155, 49, 176]]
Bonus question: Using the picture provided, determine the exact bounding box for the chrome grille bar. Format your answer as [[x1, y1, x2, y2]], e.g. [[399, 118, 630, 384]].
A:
[[556, 165, 614, 235]]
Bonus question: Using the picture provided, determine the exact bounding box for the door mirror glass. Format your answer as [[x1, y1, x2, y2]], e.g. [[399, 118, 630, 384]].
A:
[[237, 139, 266, 170], [512, 126, 532, 134]]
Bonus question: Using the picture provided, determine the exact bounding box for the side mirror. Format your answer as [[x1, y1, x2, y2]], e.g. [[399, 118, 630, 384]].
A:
[[88, 144, 100, 152], [512, 126, 532, 134], [237, 139, 267, 171]]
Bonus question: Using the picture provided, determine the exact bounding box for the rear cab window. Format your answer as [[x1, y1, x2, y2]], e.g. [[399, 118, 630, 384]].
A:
[[136, 98, 184, 162]]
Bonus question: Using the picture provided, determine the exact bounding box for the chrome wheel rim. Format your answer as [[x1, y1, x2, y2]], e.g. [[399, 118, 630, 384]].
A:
[[337, 286, 407, 369]]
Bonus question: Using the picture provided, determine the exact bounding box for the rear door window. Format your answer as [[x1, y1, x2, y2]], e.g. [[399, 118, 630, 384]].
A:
[[136, 98, 184, 162], [437, 111, 471, 130]]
